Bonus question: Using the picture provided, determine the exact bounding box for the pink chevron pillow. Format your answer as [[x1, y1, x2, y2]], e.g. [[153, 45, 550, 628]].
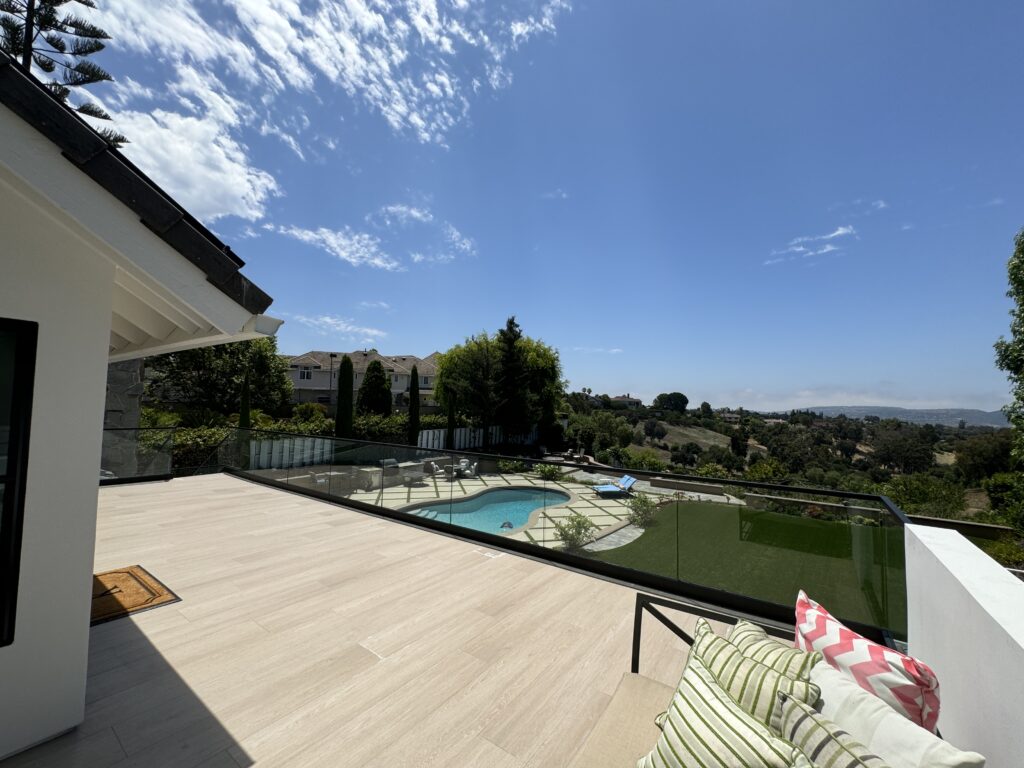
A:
[[794, 590, 940, 732]]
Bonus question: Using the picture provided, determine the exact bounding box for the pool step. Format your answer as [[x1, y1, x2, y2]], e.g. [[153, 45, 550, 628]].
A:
[[413, 509, 440, 520]]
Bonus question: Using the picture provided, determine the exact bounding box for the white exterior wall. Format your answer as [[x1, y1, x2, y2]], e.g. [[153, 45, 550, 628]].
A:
[[0, 177, 114, 758], [905, 525, 1024, 765]]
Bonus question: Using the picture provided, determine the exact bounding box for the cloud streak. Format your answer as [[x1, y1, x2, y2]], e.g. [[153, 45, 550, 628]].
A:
[[275, 224, 403, 270], [288, 313, 388, 342], [764, 226, 855, 267], [83, 1, 571, 224]]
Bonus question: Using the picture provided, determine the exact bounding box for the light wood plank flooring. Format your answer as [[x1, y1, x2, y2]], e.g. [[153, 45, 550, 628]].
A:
[[7, 474, 725, 768]]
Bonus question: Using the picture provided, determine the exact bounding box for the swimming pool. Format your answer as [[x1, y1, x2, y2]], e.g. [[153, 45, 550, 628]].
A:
[[407, 487, 570, 534]]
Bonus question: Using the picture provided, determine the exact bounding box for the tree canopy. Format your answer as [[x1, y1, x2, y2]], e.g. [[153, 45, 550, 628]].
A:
[[356, 359, 392, 417], [995, 228, 1024, 459], [147, 338, 292, 418], [653, 392, 689, 412], [1, 0, 126, 145], [435, 318, 562, 445]]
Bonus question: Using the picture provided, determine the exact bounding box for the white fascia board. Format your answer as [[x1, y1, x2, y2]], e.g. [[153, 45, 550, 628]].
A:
[[0, 107, 270, 343], [108, 315, 281, 362]]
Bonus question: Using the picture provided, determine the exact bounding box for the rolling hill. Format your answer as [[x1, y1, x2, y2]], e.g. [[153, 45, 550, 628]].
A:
[[804, 406, 1008, 428]]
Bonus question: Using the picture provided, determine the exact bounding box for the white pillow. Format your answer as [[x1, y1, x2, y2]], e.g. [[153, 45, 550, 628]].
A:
[[811, 663, 985, 768]]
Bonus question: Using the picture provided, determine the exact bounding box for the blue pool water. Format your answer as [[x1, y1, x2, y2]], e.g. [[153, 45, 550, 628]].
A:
[[410, 488, 570, 534]]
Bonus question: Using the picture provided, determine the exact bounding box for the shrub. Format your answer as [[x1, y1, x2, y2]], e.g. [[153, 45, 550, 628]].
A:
[[745, 456, 786, 482], [172, 426, 230, 473], [497, 459, 528, 473], [980, 535, 1024, 569], [626, 493, 657, 528], [535, 463, 562, 481], [554, 511, 597, 552], [693, 462, 730, 479], [879, 474, 965, 519], [294, 402, 327, 420]]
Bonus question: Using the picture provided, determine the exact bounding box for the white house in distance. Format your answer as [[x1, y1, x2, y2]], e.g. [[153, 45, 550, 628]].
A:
[[0, 58, 281, 759], [284, 349, 440, 413]]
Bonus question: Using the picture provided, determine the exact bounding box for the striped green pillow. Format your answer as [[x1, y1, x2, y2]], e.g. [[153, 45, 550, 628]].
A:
[[771, 692, 891, 767], [727, 620, 822, 680], [693, 618, 821, 727], [637, 657, 813, 768]]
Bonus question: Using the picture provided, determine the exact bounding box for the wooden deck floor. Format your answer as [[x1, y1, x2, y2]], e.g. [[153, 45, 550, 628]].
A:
[[8, 474, 724, 768]]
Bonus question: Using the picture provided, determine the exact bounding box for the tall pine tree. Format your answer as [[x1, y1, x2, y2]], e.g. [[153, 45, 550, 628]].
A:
[[1, 0, 127, 145]]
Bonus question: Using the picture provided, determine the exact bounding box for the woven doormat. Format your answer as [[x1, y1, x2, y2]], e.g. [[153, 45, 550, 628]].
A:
[[91, 565, 180, 626]]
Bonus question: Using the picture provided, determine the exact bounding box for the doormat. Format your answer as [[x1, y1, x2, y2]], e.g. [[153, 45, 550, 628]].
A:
[[91, 565, 180, 625]]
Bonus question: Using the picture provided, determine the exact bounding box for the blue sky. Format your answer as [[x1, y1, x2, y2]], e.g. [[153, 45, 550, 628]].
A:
[[78, 1, 1022, 411]]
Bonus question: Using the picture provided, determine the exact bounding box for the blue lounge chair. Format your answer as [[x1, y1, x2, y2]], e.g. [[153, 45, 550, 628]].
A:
[[593, 475, 637, 496]]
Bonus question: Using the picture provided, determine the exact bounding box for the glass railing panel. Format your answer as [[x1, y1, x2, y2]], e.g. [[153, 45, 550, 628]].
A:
[[99, 427, 174, 481], [216, 430, 908, 637], [589, 474, 906, 635]]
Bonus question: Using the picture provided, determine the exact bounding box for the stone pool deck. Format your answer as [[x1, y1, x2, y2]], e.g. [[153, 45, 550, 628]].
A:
[[345, 470, 637, 548]]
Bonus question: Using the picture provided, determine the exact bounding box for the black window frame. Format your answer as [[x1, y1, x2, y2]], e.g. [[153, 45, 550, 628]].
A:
[[0, 318, 37, 647]]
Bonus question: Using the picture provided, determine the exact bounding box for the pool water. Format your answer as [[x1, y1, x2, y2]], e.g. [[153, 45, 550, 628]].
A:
[[410, 488, 570, 534]]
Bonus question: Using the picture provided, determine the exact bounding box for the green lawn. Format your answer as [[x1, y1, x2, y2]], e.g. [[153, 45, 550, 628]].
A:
[[591, 500, 907, 636]]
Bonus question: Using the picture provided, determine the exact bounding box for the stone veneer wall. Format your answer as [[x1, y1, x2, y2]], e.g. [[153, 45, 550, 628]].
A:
[[102, 359, 144, 476]]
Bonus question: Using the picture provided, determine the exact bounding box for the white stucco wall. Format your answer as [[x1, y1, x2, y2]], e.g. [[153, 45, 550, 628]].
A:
[[0, 172, 114, 758], [905, 524, 1024, 765]]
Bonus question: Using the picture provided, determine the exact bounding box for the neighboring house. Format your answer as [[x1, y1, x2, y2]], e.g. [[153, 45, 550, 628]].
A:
[[610, 394, 643, 409], [283, 349, 441, 414], [0, 59, 281, 759]]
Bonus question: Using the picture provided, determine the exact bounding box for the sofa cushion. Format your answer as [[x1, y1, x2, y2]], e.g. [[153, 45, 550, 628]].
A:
[[637, 657, 812, 768], [567, 673, 675, 768], [811, 663, 985, 768], [772, 691, 890, 767], [795, 590, 940, 731], [692, 618, 820, 727], [728, 620, 822, 680]]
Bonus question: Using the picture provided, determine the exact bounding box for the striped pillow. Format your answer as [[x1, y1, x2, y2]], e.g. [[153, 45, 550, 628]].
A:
[[693, 618, 821, 726], [637, 656, 813, 768], [772, 691, 890, 767], [795, 591, 940, 732], [728, 620, 822, 680]]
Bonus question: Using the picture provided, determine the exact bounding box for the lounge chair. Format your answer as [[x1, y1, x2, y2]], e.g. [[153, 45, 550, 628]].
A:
[[593, 475, 637, 496]]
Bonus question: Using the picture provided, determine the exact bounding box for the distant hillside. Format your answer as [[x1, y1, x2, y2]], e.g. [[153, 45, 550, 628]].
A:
[[805, 406, 1008, 428]]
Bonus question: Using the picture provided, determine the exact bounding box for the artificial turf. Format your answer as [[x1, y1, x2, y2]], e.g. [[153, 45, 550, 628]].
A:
[[591, 500, 907, 636]]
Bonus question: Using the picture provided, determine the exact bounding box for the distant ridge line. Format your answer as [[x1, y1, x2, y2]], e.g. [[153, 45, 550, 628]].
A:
[[794, 405, 1008, 428]]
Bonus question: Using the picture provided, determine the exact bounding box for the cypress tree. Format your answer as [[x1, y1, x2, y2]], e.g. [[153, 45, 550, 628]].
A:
[[408, 364, 420, 446], [335, 354, 353, 438], [356, 359, 392, 417]]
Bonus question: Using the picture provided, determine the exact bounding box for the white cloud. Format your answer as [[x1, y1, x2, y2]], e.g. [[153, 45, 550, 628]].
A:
[[541, 188, 569, 200], [259, 121, 306, 160], [789, 225, 856, 245], [984, 197, 1005, 207], [765, 226, 854, 267], [111, 109, 279, 221], [901, 223, 915, 231], [443, 222, 476, 254], [288, 313, 387, 340], [275, 224, 403, 270], [359, 300, 391, 309], [85, 0, 572, 222], [573, 346, 624, 354], [872, 199, 888, 210], [367, 203, 435, 228]]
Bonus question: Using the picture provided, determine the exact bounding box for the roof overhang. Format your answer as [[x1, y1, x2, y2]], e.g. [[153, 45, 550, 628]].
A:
[[0, 58, 282, 360]]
